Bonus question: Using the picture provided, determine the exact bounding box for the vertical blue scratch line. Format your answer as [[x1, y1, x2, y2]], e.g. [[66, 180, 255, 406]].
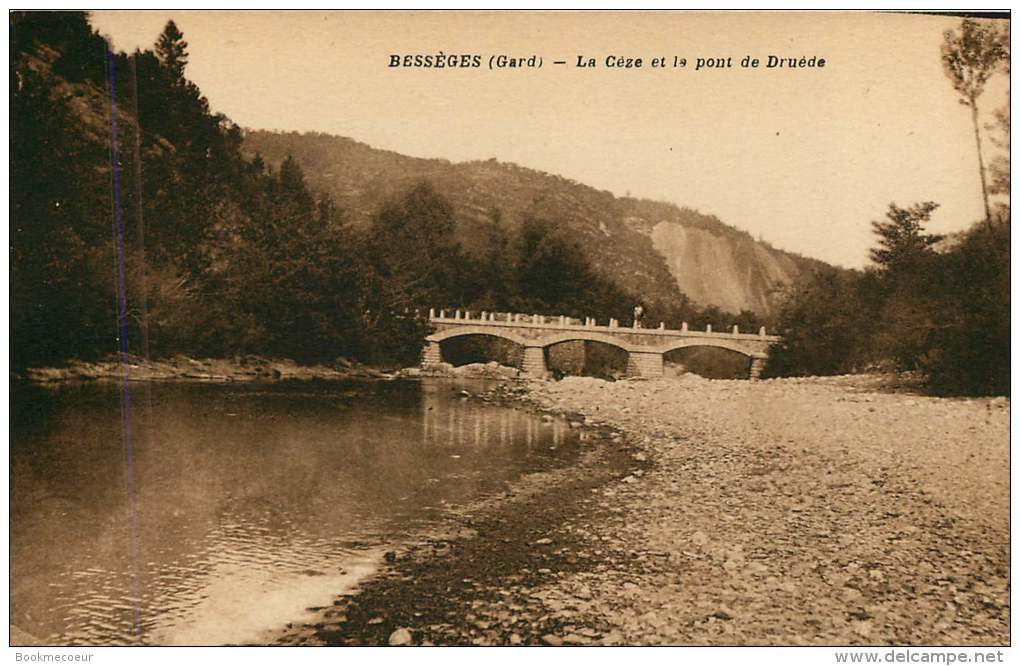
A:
[[106, 43, 142, 641]]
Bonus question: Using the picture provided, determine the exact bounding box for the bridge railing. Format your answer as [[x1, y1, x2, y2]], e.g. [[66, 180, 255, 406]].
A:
[[427, 307, 776, 339]]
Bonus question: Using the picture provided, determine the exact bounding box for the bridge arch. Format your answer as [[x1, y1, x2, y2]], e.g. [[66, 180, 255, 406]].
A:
[[652, 339, 759, 358], [534, 332, 634, 354], [537, 332, 633, 379], [426, 327, 532, 349]]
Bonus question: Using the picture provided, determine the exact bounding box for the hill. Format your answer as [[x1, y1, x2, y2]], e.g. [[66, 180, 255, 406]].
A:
[[244, 130, 829, 315]]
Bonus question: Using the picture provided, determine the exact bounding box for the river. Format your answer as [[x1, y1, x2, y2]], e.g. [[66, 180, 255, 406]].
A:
[[10, 377, 580, 646]]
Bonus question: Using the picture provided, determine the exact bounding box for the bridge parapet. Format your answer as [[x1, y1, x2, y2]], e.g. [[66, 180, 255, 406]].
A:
[[427, 308, 780, 343]]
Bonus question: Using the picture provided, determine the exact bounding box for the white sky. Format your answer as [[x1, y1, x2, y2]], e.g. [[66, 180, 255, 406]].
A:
[[90, 10, 1009, 268]]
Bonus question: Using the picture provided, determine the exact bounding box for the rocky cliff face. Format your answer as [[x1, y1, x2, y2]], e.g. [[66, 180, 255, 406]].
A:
[[648, 223, 797, 315], [618, 199, 817, 314], [244, 130, 827, 316]]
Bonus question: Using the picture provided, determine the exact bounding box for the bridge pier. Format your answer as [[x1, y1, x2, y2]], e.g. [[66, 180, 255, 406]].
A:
[[749, 356, 767, 380], [626, 351, 664, 378], [522, 345, 548, 378], [422, 340, 443, 365]]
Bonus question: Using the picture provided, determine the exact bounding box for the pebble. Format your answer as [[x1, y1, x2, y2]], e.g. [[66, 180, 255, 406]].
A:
[[388, 627, 413, 646]]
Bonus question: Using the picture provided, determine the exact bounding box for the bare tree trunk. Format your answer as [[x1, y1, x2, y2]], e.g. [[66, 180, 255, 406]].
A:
[[971, 98, 993, 229]]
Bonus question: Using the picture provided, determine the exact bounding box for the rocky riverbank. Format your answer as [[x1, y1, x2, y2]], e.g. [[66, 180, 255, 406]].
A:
[[18, 355, 393, 384], [19, 356, 526, 385], [275, 371, 1008, 646]]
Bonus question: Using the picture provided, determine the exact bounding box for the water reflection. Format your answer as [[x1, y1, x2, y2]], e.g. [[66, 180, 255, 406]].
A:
[[420, 382, 567, 450], [10, 378, 578, 645]]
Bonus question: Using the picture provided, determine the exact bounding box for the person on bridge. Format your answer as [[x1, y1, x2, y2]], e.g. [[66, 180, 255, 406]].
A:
[[633, 304, 644, 329]]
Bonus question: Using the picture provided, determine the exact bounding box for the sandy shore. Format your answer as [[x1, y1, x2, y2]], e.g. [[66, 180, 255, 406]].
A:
[[279, 372, 1008, 646]]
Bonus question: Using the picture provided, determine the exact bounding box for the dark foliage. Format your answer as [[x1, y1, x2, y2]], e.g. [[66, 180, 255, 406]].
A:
[[920, 220, 1010, 395], [762, 267, 876, 378], [11, 12, 114, 368]]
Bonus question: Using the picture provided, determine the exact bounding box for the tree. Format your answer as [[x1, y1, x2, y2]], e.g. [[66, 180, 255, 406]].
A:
[[987, 103, 1010, 198], [473, 207, 515, 309], [941, 18, 1009, 227], [865, 203, 944, 370], [11, 17, 117, 368], [987, 55, 1010, 199], [369, 181, 463, 309], [868, 202, 942, 276], [920, 222, 1009, 395], [155, 19, 188, 82], [763, 268, 873, 377], [514, 216, 592, 312]]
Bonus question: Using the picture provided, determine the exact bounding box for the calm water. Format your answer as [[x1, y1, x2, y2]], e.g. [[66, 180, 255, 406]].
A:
[[10, 378, 579, 645]]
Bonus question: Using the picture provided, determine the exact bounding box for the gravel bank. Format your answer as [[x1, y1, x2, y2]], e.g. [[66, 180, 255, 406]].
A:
[[512, 373, 1009, 645]]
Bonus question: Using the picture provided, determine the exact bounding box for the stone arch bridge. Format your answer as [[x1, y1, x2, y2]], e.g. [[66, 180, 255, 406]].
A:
[[422, 309, 781, 379]]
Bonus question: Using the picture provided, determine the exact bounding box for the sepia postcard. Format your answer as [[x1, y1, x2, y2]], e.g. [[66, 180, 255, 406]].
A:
[[7, 7, 1011, 663]]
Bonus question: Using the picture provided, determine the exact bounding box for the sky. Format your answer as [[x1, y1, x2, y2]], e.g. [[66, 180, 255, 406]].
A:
[[90, 10, 1009, 268]]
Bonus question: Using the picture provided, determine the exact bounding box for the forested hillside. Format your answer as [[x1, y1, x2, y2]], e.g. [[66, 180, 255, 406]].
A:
[[244, 130, 826, 315]]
